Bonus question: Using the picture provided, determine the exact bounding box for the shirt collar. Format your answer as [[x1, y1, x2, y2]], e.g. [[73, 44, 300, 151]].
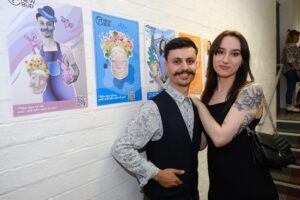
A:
[[166, 85, 190, 104]]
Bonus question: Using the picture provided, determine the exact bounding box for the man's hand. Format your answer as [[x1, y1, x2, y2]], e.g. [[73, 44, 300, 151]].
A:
[[153, 169, 185, 188]]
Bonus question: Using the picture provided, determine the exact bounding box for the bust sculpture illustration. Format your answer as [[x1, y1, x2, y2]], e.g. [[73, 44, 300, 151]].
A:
[[101, 30, 133, 80]]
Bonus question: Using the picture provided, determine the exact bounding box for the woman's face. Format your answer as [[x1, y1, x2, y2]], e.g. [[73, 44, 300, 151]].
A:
[[213, 36, 243, 79], [207, 41, 211, 53], [160, 40, 166, 51]]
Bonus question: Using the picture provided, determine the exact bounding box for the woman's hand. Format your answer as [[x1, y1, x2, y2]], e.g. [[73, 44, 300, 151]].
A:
[[191, 95, 202, 108]]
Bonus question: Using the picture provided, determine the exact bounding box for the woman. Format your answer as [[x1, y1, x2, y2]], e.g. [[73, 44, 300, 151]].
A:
[[192, 30, 278, 200], [282, 29, 300, 112], [158, 39, 168, 83]]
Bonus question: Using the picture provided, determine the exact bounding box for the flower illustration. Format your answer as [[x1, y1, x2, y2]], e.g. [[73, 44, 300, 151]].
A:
[[100, 30, 134, 59], [25, 56, 49, 94], [25, 56, 49, 76]]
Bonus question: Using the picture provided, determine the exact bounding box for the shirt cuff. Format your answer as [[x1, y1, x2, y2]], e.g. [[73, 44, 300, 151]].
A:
[[139, 163, 159, 187]]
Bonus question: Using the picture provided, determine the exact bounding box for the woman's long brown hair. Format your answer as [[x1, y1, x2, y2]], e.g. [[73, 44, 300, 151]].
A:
[[201, 30, 254, 113]]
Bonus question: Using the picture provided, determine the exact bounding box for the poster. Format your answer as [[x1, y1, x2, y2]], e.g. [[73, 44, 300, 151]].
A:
[[144, 24, 176, 99], [178, 32, 203, 94], [202, 39, 211, 88], [92, 11, 141, 105], [5, 0, 88, 116]]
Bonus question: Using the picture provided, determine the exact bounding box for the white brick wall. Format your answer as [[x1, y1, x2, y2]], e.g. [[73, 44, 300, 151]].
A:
[[0, 0, 276, 199]]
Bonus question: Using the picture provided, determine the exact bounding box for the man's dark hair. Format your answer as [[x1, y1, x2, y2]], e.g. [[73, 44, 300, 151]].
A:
[[164, 37, 198, 60]]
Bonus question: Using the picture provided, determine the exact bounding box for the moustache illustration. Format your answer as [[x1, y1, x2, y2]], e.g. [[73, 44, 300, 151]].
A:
[[174, 70, 195, 76], [40, 28, 54, 33]]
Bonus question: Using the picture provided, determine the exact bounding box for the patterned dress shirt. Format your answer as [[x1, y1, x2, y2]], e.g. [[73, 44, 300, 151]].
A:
[[112, 85, 195, 187]]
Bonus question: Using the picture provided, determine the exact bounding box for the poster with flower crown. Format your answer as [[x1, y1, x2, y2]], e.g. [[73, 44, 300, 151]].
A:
[[4, 0, 88, 117], [178, 32, 203, 94], [144, 24, 176, 99], [92, 11, 141, 106]]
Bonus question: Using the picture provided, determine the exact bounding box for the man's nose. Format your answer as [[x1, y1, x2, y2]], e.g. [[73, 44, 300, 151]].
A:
[[181, 61, 189, 69]]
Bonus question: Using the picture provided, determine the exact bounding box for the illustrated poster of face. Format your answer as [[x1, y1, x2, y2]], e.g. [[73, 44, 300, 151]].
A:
[[92, 11, 141, 105], [5, 0, 88, 116], [178, 32, 203, 94], [202, 39, 211, 88], [144, 24, 176, 99]]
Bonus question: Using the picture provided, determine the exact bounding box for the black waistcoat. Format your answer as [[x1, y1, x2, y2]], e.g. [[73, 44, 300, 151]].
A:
[[144, 91, 202, 200]]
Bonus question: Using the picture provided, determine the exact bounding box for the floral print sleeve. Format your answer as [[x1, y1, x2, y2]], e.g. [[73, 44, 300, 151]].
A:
[[282, 44, 300, 72], [286, 45, 298, 64], [112, 101, 163, 187]]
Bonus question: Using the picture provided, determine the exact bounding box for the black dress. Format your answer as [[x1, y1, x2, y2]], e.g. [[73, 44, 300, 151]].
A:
[[206, 102, 278, 200]]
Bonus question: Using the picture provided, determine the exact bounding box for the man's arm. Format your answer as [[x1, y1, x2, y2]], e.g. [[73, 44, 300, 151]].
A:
[[112, 101, 185, 188], [112, 101, 162, 186]]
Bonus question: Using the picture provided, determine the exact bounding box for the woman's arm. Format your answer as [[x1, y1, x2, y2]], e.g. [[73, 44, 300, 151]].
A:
[[192, 83, 263, 147]]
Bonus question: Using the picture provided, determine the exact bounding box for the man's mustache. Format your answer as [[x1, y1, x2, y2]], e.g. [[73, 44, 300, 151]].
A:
[[174, 70, 195, 76]]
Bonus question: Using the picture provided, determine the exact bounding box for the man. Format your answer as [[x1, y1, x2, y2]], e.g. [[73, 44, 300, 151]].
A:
[[35, 5, 80, 101], [112, 37, 204, 200]]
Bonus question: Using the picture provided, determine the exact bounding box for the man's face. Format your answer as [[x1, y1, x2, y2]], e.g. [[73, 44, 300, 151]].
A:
[[164, 47, 197, 90], [37, 16, 55, 38]]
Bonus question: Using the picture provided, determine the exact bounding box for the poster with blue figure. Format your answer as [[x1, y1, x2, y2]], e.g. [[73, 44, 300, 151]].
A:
[[144, 24, 176, 99], [92, 11, 142, 106], [4, 0, 88, 117]]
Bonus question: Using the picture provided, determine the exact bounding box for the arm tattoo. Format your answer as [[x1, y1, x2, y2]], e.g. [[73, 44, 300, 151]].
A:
[[234, 84, 263, 111], [237, 113, 256, 134]]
